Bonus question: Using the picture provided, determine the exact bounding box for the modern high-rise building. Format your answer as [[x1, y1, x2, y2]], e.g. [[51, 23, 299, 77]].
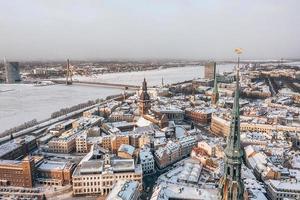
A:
[[219, 68, 245, 200], [5, 61, 21, 83], [204, 61, 215, 80]]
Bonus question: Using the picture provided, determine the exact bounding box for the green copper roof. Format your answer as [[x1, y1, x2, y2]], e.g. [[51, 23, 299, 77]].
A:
[[220, 59, 244, 200], [226, 67, 242, 153]]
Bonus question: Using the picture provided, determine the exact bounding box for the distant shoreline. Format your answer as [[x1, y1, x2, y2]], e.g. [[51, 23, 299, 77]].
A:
[[0, 89, 14, 93]]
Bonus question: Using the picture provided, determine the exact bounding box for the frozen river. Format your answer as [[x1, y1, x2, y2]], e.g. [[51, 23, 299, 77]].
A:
[[73, 64, 234, 86], [0, 64, 234, 132], [0, 84, 123, 133]]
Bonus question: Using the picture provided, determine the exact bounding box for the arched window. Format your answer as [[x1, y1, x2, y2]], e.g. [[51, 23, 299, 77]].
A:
[[233, 167, 237, 179]]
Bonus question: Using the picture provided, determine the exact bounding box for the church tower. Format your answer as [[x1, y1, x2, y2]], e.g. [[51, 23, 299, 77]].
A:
[[139, 78, 151, 116], [219, 67, 244, 200], [211, 62, 219, 105]]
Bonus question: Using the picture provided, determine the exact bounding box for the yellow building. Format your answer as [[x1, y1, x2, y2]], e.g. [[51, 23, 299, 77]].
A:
[[211, 114, 300, 136]]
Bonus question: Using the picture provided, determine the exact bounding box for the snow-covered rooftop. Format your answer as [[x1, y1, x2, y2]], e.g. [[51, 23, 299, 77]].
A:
[[106, 180, 140, 200]]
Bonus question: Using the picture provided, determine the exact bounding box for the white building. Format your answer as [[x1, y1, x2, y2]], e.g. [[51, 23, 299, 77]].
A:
[[291, 155, 300, 170], [106, 180, 141, 200], [72, 155, 143, 196], [151, 159, 218, 200], [266, 179, 300, 200], [150, 184, 218, 200], [139, 146, 155, 174]]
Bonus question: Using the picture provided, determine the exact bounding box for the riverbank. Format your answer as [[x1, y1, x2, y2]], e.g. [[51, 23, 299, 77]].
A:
[[0, 65, 235, 132]]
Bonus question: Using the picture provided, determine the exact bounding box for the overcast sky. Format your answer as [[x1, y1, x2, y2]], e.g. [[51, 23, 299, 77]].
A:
[[0, 0, 299, 61]]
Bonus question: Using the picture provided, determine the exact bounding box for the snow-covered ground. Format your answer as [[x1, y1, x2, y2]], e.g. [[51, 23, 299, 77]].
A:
[[285, 61, 300, 66], [0, 84, 122, 132], [0, 65, 234, 132], [72, 64, 235, 86]]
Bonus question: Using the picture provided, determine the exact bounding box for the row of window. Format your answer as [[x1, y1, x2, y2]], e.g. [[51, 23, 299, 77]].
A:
[[74, 180, 113, 187], [142, 166, 154, 170], [74, 174, 141, 181], [74, 187, 111, 194]]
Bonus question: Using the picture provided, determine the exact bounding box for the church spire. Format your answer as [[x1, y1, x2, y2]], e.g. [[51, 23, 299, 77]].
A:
[[139, 78, 151, 116], [233, 61, 240, 121], [142, 78, 147, 91], [220, 57, 244, 200], [227, 64, 241, 152]]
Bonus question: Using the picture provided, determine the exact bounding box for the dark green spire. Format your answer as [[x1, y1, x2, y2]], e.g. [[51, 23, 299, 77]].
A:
[[227, 67, 242, 151], [233, 67, 240, 120], [220, 64, 244, 200]]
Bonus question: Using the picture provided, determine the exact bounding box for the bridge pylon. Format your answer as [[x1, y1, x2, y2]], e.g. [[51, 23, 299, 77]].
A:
[[66, 59, 73, 85]]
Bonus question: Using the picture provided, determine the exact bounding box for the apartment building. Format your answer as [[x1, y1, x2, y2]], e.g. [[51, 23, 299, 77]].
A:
[[48, 129, 79, 153], [139, 146, 155, 174], [154, 136, 197, 169]]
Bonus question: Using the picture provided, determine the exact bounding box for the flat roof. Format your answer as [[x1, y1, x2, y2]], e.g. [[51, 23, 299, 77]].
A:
[[269, 179, 300, 192], [151, 184, 218, 200], [118, 144, 135, 156], [0, 135, 36, 157], [37, 160, 67, 171], [111, 159, 135, 172], [106, 180, 139, 200], [0, 142, 19, 157], [0, 159, 22, 166], [140, 149, 153, 160], [80, 160, 104, 174]]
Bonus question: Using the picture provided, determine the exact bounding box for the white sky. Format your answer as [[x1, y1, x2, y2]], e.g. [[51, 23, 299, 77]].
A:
[[0, 0, 299, 60]]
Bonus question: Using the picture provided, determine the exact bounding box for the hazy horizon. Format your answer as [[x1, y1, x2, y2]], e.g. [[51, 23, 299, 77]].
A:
[[1, 0, 299, 61]]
